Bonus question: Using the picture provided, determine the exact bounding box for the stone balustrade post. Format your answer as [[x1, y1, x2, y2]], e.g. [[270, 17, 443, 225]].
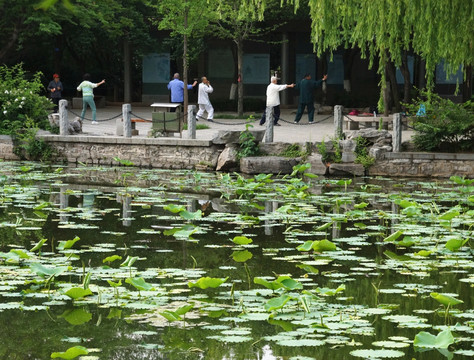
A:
[[334, 105, 343, 139], [59, 99, 69, 136], [264, 106, 274, 143], [123, 103, 131, 138], [187, 105, 196, 139], [393, 113, 402, 152]]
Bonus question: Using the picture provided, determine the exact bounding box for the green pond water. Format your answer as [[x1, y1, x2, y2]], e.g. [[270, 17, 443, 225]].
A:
[[0, 162, 473, 360]]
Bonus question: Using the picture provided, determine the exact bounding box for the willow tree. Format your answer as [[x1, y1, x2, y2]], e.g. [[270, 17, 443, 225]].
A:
[[283, 0, 474, 109]]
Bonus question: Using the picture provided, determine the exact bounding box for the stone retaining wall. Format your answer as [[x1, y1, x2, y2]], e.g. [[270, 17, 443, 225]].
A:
[[0, 136, 20, 160], [37, 135, 221, 170], [370, 152, 474, 177], [1, 134, 473, 177]]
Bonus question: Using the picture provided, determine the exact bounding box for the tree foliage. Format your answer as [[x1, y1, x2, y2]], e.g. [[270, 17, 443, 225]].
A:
[[284, 0, 474, 88]]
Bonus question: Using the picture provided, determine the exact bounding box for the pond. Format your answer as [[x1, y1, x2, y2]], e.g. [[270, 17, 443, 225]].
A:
[[0, 162, 472, 360]]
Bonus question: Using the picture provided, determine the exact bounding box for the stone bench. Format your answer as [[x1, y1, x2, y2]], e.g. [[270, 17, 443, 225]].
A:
[[72, 96, 106, 109], [240, 156, 299, 174], [344, 116, 410, 131], [344, 116, 391, 130]]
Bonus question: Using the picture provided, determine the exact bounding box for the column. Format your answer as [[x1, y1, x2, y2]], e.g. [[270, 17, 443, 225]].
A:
[[392, 113, 402, 152], [59, 99, 68, 136], [264, 107, 274, 143], [187, 105, 196, 139], [123, 103, 132, 138], [334, 105, 343, 139]]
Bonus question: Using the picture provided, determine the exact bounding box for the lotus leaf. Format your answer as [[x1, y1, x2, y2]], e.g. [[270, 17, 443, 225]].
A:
[[232, 236, 253, 245], [57, 236, 81, 250], [445, 238, 468, 252], [430, 293, 464, 306], [64, 287, 93, 300], [188, 277, 228, 289], [125, 277, 154, 291], [264, 294, 292, 311], [232, 250, 253, 262], [51, 346, 89, 359], [414, 328, 454, 349]]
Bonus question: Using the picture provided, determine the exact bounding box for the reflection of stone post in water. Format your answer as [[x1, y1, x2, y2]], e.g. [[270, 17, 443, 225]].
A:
[[122, 195, 132, 227], [187, 199, 197, 213], [391, 202, 399, 232], [332, 220, 341, 240], [264, 201, 278, 236], [59, 187, 69, 223]]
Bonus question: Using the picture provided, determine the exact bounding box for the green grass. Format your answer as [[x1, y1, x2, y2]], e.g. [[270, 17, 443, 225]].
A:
[[183, 124, 210, 130]]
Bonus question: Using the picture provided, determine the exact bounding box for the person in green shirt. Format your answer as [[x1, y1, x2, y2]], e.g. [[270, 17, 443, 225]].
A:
[[293, 73, 327, 124], [77, 73, 105, 124]]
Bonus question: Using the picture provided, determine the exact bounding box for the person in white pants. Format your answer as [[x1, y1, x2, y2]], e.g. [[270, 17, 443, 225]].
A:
[[196, 76, 214, 121]]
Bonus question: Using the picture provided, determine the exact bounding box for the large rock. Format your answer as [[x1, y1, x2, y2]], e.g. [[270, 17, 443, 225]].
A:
[[370, 145, 392, 159], [240, 156, 299, 174], [347, 129, 392, 144], [306, 153, 329, 175], [216, 144, 239, 171], [212, 130, 265, 145], [329, 163, 365, 176], [340, 139, 356, 152], [69, 117, 83, 134]]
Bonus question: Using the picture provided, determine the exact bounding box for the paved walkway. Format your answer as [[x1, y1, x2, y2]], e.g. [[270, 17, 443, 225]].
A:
[[68, 106, 415, 143]]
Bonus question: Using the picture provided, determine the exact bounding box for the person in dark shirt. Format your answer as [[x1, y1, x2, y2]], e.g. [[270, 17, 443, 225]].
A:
[[293, 73, 327, 124], [47, 73, 63, 113]]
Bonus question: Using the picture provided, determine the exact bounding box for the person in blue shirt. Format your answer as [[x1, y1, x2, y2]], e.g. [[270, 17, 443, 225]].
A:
[[167, 73, 197, 111]]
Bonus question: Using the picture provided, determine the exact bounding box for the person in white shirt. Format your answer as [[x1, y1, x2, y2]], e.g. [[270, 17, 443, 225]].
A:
[[196, 76, 214, 121], [260, 76, 295, 126]]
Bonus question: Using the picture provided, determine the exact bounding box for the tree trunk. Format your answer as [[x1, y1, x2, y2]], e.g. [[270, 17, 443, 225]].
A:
[[400, 51, 411, 105], [343, 48, 358, 92], [0, 22, 20, 62], [386, 58, 401, 112], [462, 64, 472, 102], [237, 38, 244, 117], [123, 38, 132, 103], [183, 2, 189, 120]]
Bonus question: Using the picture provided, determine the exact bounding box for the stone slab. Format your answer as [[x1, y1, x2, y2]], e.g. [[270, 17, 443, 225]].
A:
[[240, 156, 299, 174], [212, 130, 265, 145], [329, 163, 365, 176]]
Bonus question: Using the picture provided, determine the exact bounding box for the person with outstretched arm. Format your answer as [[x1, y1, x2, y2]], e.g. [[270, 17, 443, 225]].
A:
[[77, 74, 105, 124], [294, 73, 327, 124]]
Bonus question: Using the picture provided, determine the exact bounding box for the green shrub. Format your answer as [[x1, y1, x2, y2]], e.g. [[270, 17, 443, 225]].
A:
[[0, 64, 53, 135], [13, 118, 54, 161], [237, 121, 260, 160], [354, 136, 375, 169], [317, 138, 342, 164], [280, 144, 309, 158], [405, 90, 474, 152]]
